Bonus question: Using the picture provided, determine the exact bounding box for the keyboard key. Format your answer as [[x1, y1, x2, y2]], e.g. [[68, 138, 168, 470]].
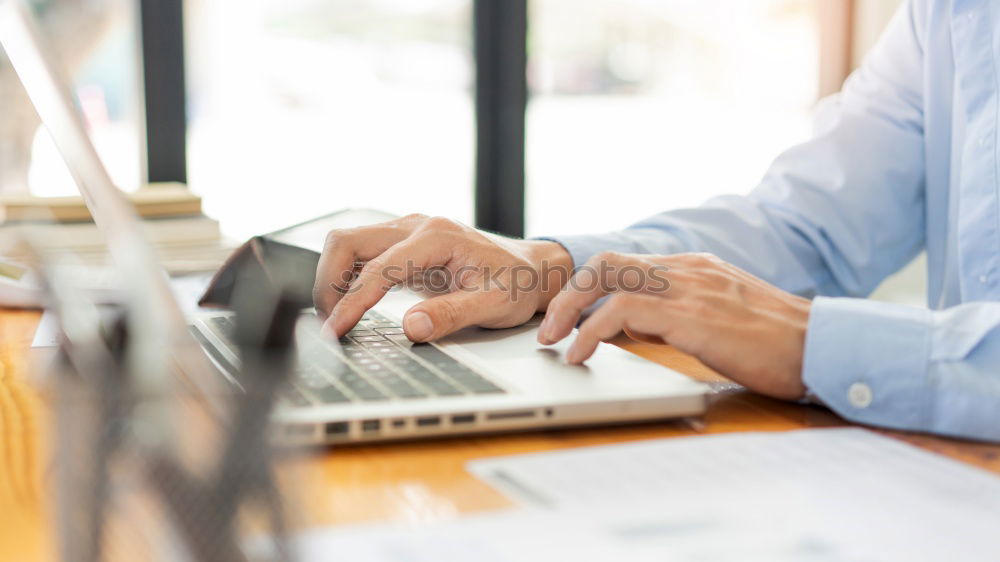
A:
[[353, 335, 386, 343], [297, 371, 330, 389], [362, 311, 392, 323], [282, 386, 312, 407], [408, 343, 457, 365], [243, 311, 503, 403], [402, 344, 507, 395], [448, 371, 504, 394], [404, 367, 463, 396], [386, 334, 414, 347], [305, 384, 351, 404], [369, 371, 427, 399], [332, 372, 387, 401]]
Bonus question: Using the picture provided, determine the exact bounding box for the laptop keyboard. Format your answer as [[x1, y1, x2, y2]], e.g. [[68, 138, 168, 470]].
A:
[[206, 310, 506, 406]]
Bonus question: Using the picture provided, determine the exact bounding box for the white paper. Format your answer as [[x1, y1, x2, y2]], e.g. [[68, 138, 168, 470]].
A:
[[269, 505, 842, 562], [263, 429, 1000, 561], [462, 428, 1000, 561]]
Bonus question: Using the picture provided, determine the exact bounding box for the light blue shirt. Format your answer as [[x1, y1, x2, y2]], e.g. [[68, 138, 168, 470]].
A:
[[546, 0, 1000, 442]]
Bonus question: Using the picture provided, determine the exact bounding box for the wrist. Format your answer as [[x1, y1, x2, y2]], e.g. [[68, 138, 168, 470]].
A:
[[521, 240, 573, 312]]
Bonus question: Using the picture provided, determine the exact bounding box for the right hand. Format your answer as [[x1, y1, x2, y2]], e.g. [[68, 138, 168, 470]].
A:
[[312, 214, 573, 342]]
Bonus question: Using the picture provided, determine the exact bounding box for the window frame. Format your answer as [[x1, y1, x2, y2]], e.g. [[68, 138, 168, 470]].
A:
[[139, 0, 187, 184]]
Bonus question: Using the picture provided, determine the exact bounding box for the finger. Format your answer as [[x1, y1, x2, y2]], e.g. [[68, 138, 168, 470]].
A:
[[327, 233, 453, 336], [402, 290, 501, 342], [566, 293, 668, 364], [537, 261, 602, 344], [313, 224, 411, 317], [542, 252, 665, 344]]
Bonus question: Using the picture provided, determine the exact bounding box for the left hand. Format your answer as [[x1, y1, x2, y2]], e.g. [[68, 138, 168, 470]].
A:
[[538, 252, 812, 400]]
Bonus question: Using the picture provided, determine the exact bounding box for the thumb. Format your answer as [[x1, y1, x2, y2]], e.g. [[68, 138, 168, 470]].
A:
[[402, 291, 492, 342]]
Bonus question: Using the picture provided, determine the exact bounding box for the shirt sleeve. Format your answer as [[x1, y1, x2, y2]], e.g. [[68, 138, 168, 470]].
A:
[[540, 0, 929, 300], [804, 298, 1000, 442]]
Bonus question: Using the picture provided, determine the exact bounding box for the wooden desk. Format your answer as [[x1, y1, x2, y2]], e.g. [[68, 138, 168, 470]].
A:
[[3, 308, 999, 560]]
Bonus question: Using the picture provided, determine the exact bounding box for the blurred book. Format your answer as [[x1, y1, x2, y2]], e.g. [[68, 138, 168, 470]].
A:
[[0, 215, 221, 248], [1, 214, 235, 274], [0, 183, 201, 223], [0, 184, 237, 273], [4, 226, 235, 275]]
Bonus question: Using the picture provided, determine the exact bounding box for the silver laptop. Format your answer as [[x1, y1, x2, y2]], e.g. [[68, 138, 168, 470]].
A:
[[0, 0, 708, 445]]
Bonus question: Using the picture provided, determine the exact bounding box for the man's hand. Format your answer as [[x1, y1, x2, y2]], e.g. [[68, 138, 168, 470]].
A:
[[313, 214, 573, 342], [538, 252, 811, 400]]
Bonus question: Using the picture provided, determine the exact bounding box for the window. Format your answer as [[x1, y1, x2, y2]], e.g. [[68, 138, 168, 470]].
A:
[[185, 0, 475, 238], [3, 0, 834, 245], [525, 0, 819, 236]]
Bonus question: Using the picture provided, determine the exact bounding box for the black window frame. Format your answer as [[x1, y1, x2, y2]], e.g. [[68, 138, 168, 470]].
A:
[[139, 0, 187, 185]]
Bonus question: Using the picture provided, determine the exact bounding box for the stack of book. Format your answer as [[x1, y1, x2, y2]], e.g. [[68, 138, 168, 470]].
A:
[[0, 184, 236, 274]]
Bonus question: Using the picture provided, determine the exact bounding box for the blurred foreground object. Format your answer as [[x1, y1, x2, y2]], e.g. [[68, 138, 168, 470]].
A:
[[43, 255, 299, 561], [0, 2, 300, 558], [0, 255, 120, 307]]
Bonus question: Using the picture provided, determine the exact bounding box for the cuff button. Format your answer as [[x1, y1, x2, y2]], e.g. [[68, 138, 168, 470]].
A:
[[848, 382, 873, 409]]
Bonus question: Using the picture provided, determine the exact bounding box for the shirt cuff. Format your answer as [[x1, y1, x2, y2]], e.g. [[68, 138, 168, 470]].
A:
[[534, 231, 686, 271], [802, 296, 933, 431]]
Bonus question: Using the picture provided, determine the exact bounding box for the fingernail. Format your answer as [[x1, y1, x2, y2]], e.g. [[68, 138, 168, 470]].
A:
[[404, 311, 434, 341]]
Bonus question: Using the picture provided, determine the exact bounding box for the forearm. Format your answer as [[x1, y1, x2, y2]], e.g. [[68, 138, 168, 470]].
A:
[[538, 197, 836, 298]]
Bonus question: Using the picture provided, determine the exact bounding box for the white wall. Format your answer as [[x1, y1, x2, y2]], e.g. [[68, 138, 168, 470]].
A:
[[852, 0, 905, 67]]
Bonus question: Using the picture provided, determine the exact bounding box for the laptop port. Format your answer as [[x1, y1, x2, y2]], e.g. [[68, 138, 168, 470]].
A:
[[325, 422, 349, 436], [361, 419, 381, 433], [451, 413, 476, 425], [391, 418, 407, 429], [416, 416, 441, 427], [486, 410, 535, 421]]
